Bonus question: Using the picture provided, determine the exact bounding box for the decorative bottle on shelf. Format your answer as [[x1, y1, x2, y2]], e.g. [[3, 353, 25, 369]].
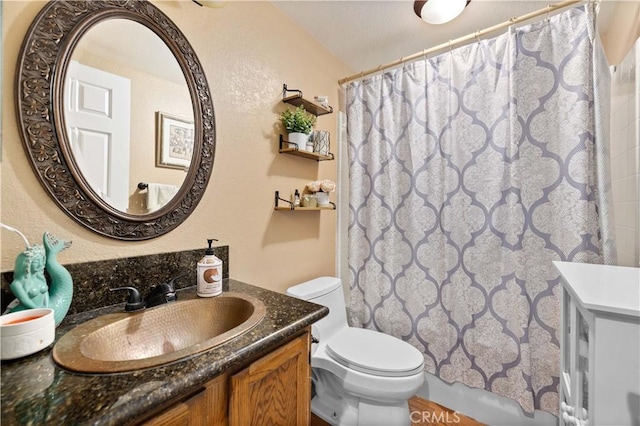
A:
[[293, 190, 301, 207], [197, 239, 223, 297]]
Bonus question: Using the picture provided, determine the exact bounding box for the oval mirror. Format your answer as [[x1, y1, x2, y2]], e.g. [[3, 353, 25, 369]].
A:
[[16, 1, 215, 240]]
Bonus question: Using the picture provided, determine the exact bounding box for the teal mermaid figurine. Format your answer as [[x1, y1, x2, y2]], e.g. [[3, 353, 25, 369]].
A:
[[8, 232, 73, 326]]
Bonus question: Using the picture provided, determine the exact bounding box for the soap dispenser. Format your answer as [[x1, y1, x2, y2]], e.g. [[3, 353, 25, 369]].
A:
[[197, 239, 223, 297]]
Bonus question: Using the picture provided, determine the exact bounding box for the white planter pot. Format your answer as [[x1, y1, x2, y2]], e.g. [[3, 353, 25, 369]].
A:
[[288, 132, 310, 151], [316, 191, 331, 207]]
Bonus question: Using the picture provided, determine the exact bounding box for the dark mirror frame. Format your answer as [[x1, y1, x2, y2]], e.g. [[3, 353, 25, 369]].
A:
[[15, 0, 215, 240]]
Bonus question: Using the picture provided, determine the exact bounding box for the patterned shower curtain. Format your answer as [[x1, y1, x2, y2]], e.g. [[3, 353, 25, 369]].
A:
[[345, 6, 614, 414]]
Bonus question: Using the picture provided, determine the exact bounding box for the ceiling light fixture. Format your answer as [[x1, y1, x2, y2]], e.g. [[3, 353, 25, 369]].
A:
[[414, 0, 471, 25], [192, 0, 227, 8]]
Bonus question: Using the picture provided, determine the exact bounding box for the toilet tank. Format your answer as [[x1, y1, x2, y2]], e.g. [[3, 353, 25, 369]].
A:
[[286, 277, 348, 343]]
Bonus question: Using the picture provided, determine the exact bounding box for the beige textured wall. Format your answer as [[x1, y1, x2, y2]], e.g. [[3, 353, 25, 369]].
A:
[[1, 1, 352, 294], [601, 1, 640, 65]]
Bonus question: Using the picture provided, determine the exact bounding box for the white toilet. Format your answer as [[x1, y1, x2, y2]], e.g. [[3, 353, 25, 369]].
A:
[[286, 277, 425, 426]]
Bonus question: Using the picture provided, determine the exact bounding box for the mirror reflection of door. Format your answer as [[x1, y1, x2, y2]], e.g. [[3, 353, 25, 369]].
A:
[[65, 60, 131, 212], [62, 19, 194, 215]]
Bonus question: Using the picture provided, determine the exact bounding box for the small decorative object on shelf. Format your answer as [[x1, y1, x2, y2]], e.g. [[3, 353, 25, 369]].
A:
[[301, 193, 317, 208], [312, 130, 330, 156], [305, 179, 336, 207], [314, 95, 329, 109], [279, 105, 316, 152], [274, 191, 335, 211]]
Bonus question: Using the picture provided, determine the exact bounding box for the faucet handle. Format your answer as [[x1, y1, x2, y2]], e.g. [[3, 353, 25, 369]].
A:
[[161, 273, 188, 302], [150, 282, 177, 303], [110, 286, 145, 312], [166, 273, 188, 291]]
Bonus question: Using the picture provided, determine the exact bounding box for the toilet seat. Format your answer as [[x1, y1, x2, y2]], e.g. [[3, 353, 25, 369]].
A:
[[326, 328, 424, 377]]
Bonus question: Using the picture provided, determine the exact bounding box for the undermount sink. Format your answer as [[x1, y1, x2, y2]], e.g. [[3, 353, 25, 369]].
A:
[[53, 292, 265, 373]]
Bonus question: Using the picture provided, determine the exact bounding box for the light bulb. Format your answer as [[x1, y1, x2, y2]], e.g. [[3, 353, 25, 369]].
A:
[[193, 0, 228, 8], [415, 0, 468, 25]]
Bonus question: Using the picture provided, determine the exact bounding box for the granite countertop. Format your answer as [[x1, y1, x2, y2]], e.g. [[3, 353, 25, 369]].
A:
[[0, 279, 328, 426]]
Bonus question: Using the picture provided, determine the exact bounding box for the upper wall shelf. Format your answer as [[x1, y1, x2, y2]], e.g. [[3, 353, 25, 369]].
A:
[[282, 84, 333, 116]]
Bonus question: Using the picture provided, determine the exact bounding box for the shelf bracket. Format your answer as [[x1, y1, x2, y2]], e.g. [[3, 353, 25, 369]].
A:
[[279, 134, 299, 151], [282, 83, 302, 100], [275, 191, 294, 210]]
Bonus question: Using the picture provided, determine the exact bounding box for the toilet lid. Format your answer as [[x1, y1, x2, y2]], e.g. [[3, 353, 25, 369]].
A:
[[326, 328, 424, 377]]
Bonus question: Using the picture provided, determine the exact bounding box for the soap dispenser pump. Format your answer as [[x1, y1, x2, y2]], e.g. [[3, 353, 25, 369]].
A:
[[197, 239, 223, 297]]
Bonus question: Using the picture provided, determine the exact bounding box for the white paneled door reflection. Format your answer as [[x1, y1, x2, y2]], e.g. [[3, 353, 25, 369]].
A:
[[65, 60, 131, 212]]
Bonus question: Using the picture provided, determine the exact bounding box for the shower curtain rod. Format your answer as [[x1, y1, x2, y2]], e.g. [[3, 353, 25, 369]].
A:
[[338, 0, 586, 85]]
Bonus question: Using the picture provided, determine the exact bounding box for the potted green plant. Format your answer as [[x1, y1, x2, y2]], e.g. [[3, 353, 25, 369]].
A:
[[279, 105, 317, 151]]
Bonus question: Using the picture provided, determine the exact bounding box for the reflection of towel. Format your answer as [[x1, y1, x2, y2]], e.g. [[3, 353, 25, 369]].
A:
[[146, 183, 179, 212]]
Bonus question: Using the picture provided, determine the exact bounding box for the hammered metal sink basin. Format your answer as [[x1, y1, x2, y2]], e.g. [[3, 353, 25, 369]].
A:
[[53, 293, 265, 373]]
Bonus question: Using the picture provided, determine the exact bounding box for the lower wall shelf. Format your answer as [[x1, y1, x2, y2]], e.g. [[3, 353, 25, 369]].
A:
[[274, 191, 336, 211], [274, 206, 335, 211]]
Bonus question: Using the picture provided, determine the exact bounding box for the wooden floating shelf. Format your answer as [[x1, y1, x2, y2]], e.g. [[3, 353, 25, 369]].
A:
[[275, 206, 335, 211], [281, 84, 333, 116], [282, 95, 333, 116], [278, 147, 334, 161], [278, 135, 334, 161], [274, 190, 336, 211]]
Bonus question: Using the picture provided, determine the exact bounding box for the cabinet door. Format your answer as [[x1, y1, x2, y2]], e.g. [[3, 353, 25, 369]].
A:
[[143, 402, 189, 426], [141, 373, 228, 426], [560, 287, 593, 426], [230, 330, 311, 426]]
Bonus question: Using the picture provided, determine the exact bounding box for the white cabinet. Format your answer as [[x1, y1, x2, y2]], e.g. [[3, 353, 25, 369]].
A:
[[554, 261, 640, 426]]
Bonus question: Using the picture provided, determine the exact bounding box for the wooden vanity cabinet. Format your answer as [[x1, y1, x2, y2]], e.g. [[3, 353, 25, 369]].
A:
[[139, 329, 311, 426]]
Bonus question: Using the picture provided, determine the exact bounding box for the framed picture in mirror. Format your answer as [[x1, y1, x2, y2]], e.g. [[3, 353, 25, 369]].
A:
[[156, 111, 194, 170]]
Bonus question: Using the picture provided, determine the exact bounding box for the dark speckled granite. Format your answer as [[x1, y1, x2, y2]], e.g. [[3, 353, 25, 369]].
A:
[[1, 247, 229, 315], [1, 279, 328, 425]]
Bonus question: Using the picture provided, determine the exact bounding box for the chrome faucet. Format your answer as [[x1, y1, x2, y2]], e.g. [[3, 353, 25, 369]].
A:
[[110, 273, 187, 311]]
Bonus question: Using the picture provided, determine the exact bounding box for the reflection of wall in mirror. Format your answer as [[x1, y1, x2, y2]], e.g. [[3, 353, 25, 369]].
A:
[[71, 21, 193, 215]]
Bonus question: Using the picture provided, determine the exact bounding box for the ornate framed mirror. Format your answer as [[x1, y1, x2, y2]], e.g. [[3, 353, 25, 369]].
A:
[[16, 0, 215, 240]]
